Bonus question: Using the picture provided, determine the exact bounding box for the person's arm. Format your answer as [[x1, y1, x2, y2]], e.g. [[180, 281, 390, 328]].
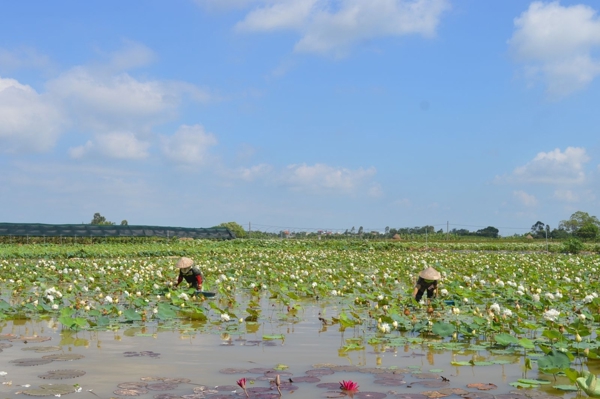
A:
[[412, 286, 419, 298], [175, 273, 183, 287], [195, 274, 203, 289]]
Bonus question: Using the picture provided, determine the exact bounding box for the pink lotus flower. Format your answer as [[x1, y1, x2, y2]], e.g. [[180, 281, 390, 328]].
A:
[[340, 380, 359, 391], [236, 378, 248, 397]]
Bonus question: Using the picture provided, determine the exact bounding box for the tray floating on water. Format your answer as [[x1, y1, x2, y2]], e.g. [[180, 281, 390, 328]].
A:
[[444, 300, 455, 306]]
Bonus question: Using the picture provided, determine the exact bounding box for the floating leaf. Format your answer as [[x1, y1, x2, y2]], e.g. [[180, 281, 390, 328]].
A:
[[218, 368, 249, 374], [117, 383, 148, 389], [22, 384, 77, 396], [466, 383, 497, 390], [553, 384, 579, 391], [10, 336, 52, 343], [432, 322, 455, 337], [262, 334, 284, 340], [22, 346, 61, 353], [38, 369, 86, 379], [113, 388, 149, 396], [42, 354, 84, 361], [306, 368, 334, 376], [517, 379, 551, 385], [10, 358, 54, 366], [273, 364, 289, 370]]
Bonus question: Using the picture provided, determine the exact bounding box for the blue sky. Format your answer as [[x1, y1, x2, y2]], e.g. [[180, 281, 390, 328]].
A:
[[1, 0, 599, 236]]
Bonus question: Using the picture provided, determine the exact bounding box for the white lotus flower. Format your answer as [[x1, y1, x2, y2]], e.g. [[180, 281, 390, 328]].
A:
[[543, 309, 560, 322], [221, 313, 230, 322]]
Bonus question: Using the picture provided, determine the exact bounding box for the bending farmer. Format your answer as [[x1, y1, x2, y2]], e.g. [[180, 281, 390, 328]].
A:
[[174, 257, 203, 290], [412, 267, 441, 302]]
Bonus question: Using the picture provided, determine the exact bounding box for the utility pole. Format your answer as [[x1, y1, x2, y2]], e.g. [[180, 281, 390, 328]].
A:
[[446, 221, 449, 240]]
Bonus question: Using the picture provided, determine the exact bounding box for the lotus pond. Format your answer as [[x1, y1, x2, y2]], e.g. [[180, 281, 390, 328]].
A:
[[1, 240, 600, 399]]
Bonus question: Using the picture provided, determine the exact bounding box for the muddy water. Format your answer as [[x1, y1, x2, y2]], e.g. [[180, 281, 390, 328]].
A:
[[0, 305, 580, 399]]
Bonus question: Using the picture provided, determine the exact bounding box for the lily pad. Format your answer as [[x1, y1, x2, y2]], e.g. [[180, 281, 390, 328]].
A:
[[438, 388, 468, 395], [552, 385, 578, 392], [517, 379, 551, 385], [117, 382, 149, 389], [248, 368, 274, 373], [291, 376, 320, 383], [460, 393, 494, 399], [153, 394, 181, 399], [394, 395, 428, 399], [354, 392, 387, 399], [412, 373, 440, 379], [22, 346, 61, 353], [147, 383, 178, 391], [42, 354, 84, 361], [38, 369, 86, 379], [306, 368, 334, 376], [317, 382, 343, 389], [421, 390, 451, 398], [373, 379, 406, 386], [22, 384, 77, 396], [412, 380, 450, 388], [466, 383, 497, 391], [113, 388, 149, 396], [214, 385, 239, 391], [330, 365, 360, 372], [10, 336, 52, 343], [0, 342, 13, 349], [10, 358, 54, 366], [322, 392, 346, 398], [162, 378, 190, 384]]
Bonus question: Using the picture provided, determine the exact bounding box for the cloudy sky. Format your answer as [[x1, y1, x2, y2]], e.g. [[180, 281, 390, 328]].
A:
[[1, 0, 599, 235]]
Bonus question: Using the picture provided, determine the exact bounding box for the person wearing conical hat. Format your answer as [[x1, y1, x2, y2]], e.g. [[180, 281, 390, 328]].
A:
[[412, 267, 441, 303], [174, 257, 204, 290]]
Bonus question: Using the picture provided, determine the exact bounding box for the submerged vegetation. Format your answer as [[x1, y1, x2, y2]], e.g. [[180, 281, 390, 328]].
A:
[[1, 239, 600, 395]]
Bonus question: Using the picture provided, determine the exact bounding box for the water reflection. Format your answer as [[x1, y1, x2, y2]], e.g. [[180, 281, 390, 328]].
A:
[[0, 314, 580, 399]]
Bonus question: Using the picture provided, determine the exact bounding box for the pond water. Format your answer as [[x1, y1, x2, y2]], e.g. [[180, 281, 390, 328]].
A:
[[0, 299, 582, 399]]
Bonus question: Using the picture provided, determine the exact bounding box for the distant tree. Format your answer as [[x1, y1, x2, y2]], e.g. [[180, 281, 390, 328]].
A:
[[358, 226, 364, 235], [350, 226, 355, 234], [550, 228, 569, 239], [576, 223, 599, 241], [559, 211, 600, 234], [120, 220, 128, 226], [91, 213, 115, 225], [385, 226, 390, 235], [530, 221, 547, 239], [476, 226, 499, 238], [218, 222, 247, 238]]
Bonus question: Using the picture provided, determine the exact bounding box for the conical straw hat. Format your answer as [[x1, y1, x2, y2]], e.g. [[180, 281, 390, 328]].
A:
[[419, 267, 441, 280], [176, 257, 194, 269]]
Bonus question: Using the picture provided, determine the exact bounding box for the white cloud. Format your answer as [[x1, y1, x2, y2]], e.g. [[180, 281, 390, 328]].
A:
[[0, 77, 65, 153], [513, 190, 538, 207], [281, 163, 376, 193], [47, 67, 189, 132], [509, 1, 600, 98], [554, 189, 579, 203], [161, 124, 218, 164], [235, 164, 273, 181], [232, 0, 450, 56], [510, 147, 590, 184], [368, 183, 384, 198], [0, 47, 52, 72], [105, 40, 157, 71], [69, 131, 150, 160]]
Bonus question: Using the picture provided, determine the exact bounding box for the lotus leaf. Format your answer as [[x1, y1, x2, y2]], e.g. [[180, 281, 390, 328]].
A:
[[537, 350, 571, 374], [577, 370, 600, 397], [22, 384, 77, 396], [432, 322, 454, 337], [552, 385, 579, 391], [494, 333, 519, 346]]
